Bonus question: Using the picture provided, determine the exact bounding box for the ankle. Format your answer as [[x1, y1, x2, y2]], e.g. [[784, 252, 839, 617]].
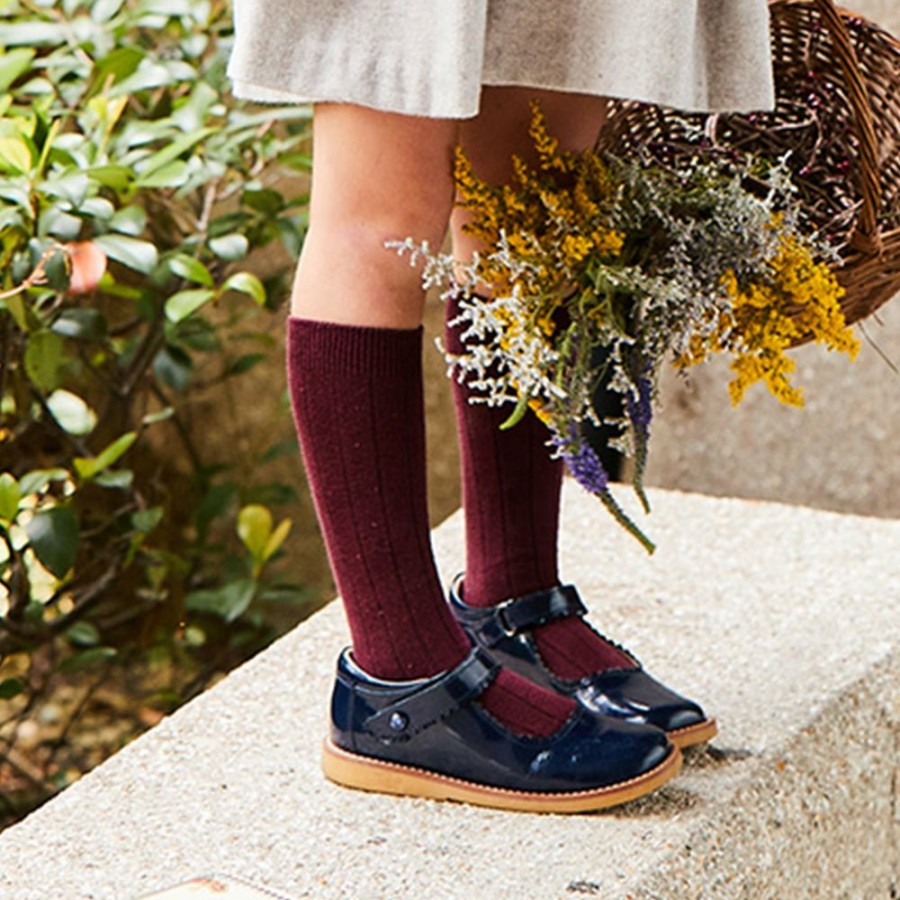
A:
[[461, 573, 560, 610], [478, 669, 575, 738]]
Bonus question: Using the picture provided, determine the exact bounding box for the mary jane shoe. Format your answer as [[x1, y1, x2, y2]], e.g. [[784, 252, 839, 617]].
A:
[[323, 645, 682, 813], [448, 577, 717, 749]]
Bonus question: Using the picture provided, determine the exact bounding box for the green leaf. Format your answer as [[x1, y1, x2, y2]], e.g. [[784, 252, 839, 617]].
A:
[[0, 472, 20, 522], [40, 205, 82, 242], [25, 505, 79, 579], [165, 288, 216, 323], [169, 253, 213, 287], [0, 48, 35, 93], [136, 0, 209, 20], [222, 272, 265, 305], [74, 431, 137, 481], [45, 390, 97, 436], [132, 506, 163, 534], [237, 504, 272, 561], [0, 678, 25, 700], [0, 133, 33, 173], [0, 179, 32, 211], [59, 647, 117, 673], [51, 309, 107, 341], [80, 197, 116, 222], [226, 353, 265, 377], [91, 44, 141, 80], [93, 469, 134, 489], [108, 205, 146, 235], [24, 330, 66, 393], [171, 81, 218, 133], [182, 625, 206, 647], [40, 172, 90, 207], [0, 206, 25, 233], [2, 293, 30, 332], [109, 60, 180, 97], [170, 316, 218, 352], [208, 233, 248, 260], [186, 578, 256, 623], [93, 234, 159, 274], [134, 160, 188, 190], [263, 517, 292, 563], [66, 621, 100, 647], [88, 165, 134, 191], [91, 0, 127, 20], [243, 188, 285, 214], [0, 21, 68, 46], [195, 483, 236, 537], [142, 407, 174, 425], [153, 345, 193, 390], [135, 127, 215, 178], [18, 468, 69, 497]]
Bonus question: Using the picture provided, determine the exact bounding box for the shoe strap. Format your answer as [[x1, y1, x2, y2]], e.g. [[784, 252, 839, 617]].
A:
[[480, 585, 587, 647], [365, 647, 498, 740]]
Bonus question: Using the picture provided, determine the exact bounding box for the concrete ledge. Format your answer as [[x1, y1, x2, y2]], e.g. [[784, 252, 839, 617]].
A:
[[1, 486, 897, 899]]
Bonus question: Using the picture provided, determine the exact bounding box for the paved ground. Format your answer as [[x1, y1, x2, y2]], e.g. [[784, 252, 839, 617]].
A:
[[0, 486, 896, 899]]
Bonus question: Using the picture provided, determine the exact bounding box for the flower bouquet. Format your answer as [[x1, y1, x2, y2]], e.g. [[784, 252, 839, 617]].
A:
[[394, 105, 860, 552]]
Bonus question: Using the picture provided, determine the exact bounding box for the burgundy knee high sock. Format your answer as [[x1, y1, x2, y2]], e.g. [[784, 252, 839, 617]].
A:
[[445, 295, 633, 678], [287, 317, 574, 735]]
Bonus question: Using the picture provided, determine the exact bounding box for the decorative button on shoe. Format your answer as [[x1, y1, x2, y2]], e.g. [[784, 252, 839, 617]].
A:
[[448, 578, 717, 749], [323, 646, 682, 813]]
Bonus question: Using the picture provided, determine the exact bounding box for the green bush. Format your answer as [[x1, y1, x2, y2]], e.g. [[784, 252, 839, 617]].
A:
[[0, 0, 311, 824]]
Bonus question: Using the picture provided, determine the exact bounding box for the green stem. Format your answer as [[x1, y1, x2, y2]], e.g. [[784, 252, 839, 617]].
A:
[[499, 394, 530, 431], [632, 426, 651, 514], [598, 490, 655, 554]]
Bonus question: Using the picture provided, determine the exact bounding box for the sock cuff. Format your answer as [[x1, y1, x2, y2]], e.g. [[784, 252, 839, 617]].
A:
[[288, 316, 423, 378]]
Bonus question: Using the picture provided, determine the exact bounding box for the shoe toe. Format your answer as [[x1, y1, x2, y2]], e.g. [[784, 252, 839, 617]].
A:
[[586, 716, 672, 783], [655, 704, 704, 732], [529, 712, 672, 790], [578, 668, 705, 728]]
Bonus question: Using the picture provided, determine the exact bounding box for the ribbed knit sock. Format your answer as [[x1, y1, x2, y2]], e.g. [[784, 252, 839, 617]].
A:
[[446, 294, 634, 679], [287, 316, 574, 735]]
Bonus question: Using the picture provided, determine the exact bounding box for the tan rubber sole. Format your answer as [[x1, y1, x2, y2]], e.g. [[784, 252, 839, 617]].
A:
[[667, 717, 718, 750], [322, 738, 683, 814]]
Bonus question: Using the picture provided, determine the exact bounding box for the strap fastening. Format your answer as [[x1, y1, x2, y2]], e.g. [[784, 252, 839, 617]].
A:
[[365, 647, 498, 741]]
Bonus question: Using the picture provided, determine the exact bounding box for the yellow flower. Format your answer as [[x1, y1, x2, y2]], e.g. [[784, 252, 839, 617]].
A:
[[560, 234, 593, 267], [591, 228, 624, 257], [716, 238, 859, 407], [528, 398, 553, 425], [528, 102, 572, 174]]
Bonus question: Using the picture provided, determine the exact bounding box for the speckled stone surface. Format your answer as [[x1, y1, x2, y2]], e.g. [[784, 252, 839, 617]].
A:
[[0, 486, 897, 900]]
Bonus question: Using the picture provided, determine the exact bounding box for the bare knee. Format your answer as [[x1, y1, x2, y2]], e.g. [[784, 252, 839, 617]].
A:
[[293, 103, 460, 327]]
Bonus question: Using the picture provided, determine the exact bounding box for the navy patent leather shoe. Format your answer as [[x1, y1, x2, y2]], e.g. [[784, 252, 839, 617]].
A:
[[448, 577, 717, 749], [323, 646, 681, 813]]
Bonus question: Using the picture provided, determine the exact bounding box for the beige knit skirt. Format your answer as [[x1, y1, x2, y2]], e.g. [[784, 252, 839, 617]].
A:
[[228, 0, 775, 118]]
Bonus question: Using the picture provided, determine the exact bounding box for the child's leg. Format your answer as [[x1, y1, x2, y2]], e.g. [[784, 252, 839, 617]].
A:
[[289, 102, 572, 734], [292, 104, 455, 328], [448, 87, 634, 677]]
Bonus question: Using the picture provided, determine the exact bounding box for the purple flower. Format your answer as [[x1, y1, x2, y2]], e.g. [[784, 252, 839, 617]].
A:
[[553, 428, 610, 495], [627, 377, 653, 430]]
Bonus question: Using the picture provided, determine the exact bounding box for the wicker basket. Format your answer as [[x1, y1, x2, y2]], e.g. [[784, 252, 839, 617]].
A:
[[598, 0, 900, 336]]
